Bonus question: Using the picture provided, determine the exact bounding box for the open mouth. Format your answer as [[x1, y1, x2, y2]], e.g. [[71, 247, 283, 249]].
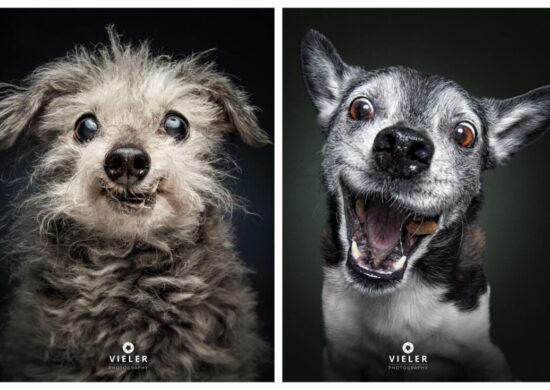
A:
[[344, 187, 440, 283], [101, 179, 163, 213]]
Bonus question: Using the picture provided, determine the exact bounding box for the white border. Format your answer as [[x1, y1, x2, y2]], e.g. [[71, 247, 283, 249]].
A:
[[0, 0, 549, 7], [274, 5, 283, 386]]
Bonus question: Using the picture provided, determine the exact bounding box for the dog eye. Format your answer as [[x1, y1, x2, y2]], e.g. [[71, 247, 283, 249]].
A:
[[349, 97, 374, 121], [163, 112, 189, 141], [453, 122, 477, 148], [75, 114, 99, 143]]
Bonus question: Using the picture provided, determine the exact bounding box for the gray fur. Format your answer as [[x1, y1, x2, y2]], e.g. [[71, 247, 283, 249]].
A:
[[0, 27, 268, 381], [301, 29, 550, 381]]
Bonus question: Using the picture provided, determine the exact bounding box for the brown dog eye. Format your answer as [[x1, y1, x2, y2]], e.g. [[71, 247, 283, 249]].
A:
[[453, 122, 477, 148], [163, 112, 189, 141], [75, 114, 99, 143], [349, 97, 374, 121]]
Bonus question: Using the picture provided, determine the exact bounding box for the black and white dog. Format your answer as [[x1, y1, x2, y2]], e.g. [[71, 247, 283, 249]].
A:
[[301, 29, 550, 381]]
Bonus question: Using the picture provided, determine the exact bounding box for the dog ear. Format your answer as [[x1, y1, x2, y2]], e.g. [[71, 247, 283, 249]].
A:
[[0, 83, 49, 150], [0, 27, 119, 151], [482, 85, 550, 167], [0, 66, 75, 150], [205, 74, 270, 147], [301, 29, 350, 116]]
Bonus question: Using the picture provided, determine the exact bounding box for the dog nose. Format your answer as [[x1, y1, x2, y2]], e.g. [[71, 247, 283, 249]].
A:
[[372, 127, 434, 179], [104, 145, 150, 185]]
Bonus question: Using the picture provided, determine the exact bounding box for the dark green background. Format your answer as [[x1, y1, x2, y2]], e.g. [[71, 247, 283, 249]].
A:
[[284, 9, 550, 381]]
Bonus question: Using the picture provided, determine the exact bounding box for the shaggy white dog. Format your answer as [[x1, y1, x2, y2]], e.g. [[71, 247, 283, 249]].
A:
[[0, 28, 269, 381]]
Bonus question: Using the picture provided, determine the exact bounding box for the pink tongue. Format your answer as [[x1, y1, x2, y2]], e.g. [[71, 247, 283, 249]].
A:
[[366, 200, 404, 254]]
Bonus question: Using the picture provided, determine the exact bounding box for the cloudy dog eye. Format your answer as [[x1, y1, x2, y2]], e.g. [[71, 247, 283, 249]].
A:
[[163, 112, 189, 141], [452, 121, 477, 148], [75, 114, 99, 143], [349, 97, 374, 121]]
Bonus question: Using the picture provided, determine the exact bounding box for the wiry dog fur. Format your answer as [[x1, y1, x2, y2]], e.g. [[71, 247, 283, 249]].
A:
[[301, 30, 550, 381], [0, 28, 269, 381]]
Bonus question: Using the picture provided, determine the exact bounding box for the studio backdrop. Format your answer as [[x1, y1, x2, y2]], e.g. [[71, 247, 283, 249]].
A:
[[0, 8, 273, 381], [284, 8, 550, 381]]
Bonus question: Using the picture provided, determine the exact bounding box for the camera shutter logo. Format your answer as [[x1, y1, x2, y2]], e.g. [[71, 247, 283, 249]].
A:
[[122, 342, 134, 354], [402, 342, 414, 354], [388, 341, 428, 371], [108, 341, 148, 370]]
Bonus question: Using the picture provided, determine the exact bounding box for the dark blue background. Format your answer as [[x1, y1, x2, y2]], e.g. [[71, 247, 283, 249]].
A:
[[0, 8, 274, 381]]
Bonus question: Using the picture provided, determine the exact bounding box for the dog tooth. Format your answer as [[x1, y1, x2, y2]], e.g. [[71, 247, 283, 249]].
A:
[[355, 199, 366, 222], [351, 240, 361, 259], [393, 256, 407, 270]]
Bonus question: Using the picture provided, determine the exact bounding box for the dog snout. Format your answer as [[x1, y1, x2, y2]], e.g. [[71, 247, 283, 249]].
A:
[[372, 127, 434, 179], [104, 145, 151, 185]]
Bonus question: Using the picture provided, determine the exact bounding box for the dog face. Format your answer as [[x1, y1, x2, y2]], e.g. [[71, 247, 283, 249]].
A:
[[0, 29, 269, 242], [301, 30, 550, 293]]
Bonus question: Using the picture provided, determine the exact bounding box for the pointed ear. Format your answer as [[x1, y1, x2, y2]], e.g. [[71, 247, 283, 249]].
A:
[[300, 29, 350, 116], [482, 85, 550, 167], [205, 72, 270, 147]]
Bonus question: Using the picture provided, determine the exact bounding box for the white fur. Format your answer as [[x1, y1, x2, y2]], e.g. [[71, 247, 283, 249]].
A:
[[322, 266, 510, 380], [486, 102, 538, 165]]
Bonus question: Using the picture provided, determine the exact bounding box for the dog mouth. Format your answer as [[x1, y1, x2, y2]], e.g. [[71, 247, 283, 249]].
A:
[[343, 187, 440, 283], [101, 179, 163, 213]]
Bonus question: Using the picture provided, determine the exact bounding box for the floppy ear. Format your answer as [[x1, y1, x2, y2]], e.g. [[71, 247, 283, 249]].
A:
[[482, 85, 550, 167], [0, 63, 79, 150], [301, 29, 350, 117], [0, 83, 50, 150], [205, 73, 270, 147]]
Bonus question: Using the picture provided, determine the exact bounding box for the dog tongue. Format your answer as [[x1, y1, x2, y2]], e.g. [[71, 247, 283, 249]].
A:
[[366, 200, 404, 254]]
